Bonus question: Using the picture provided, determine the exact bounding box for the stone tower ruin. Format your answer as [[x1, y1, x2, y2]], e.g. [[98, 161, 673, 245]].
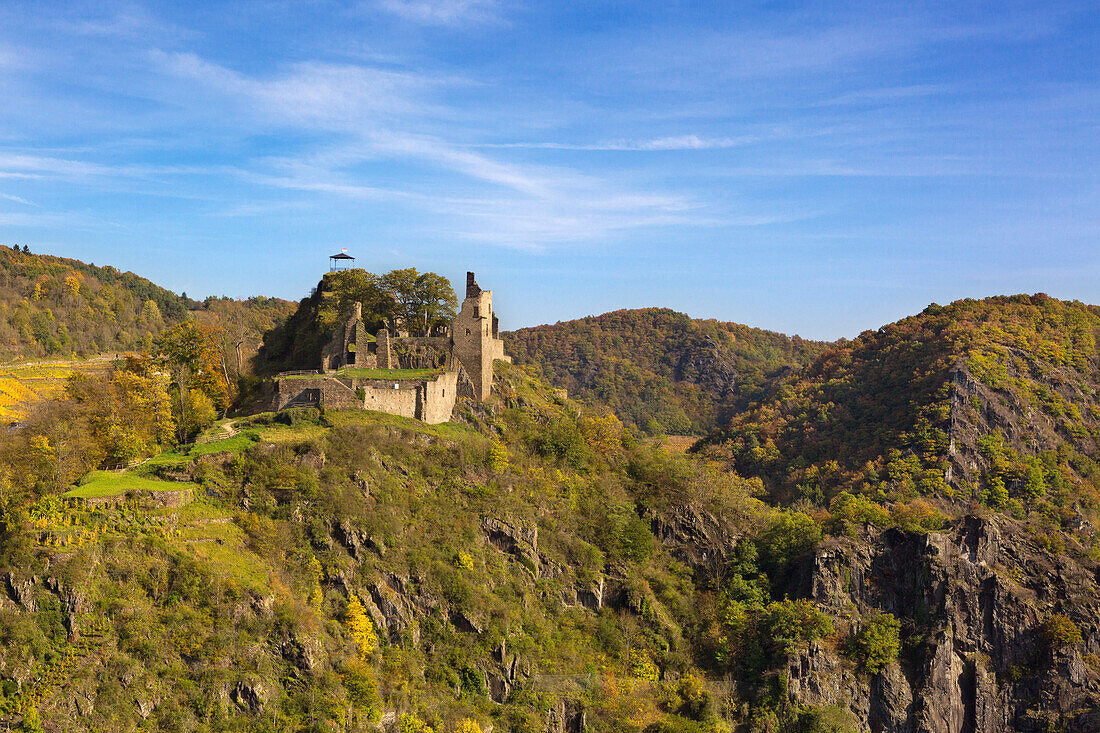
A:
[[452, 271, 510, 400]]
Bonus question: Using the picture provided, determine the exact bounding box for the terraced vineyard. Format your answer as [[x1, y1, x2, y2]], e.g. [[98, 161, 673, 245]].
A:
[[0, 359, 113, 421]]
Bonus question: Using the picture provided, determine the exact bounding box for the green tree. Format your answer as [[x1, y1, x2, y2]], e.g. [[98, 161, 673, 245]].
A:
[[381, 268, 457, 336], [759, 512, 822, 574], [847, 613, 901, 674], [764, 599, 834, 654], [156, 321, 229, 441]]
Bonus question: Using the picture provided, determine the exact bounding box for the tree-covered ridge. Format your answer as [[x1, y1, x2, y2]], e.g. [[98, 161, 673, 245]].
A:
[[0, 246, 295, 361], [700, 294, 1100, 530], [504, 308, 829, 434]]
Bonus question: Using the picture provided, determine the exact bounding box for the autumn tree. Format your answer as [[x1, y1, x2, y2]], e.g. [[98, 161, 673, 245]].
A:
[[343, 593, 379, 658], [156, 321, 230, 441]]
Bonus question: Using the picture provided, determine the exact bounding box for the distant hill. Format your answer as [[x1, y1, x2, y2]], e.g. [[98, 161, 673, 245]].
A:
[[699, 294, 1100, 515], [0, 246, 294, 362], [504, 308, 830, 433]]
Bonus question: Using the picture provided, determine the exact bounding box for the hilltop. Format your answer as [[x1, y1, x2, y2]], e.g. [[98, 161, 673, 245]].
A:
[[505, 308, 829, 434], [700, 294, 1100, 517]]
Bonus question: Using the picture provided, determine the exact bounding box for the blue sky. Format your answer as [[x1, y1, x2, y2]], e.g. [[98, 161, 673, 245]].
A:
[[1, 1, 1098, 340]]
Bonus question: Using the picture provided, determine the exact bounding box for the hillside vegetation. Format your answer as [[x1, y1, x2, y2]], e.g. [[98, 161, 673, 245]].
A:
[[505, 308, 828, 434], [3, 270, 1100, 731], [700, 294, 1100, 533], [0, 359, 868, 732], [0, 246, 293, 362]]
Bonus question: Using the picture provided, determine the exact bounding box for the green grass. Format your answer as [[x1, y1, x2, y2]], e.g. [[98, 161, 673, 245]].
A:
[[167, 522, 274, 593], [339, 367, 440, 379], [326, 408, 478, 439], [189, 432, 261, 456], [65, 471, 198, 498]]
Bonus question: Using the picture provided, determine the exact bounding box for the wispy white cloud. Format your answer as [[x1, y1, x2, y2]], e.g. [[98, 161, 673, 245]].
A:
[[375, 0, 503, 26], [145, 51, 721, 246], [480, 135, 761, 151], [0, 192, 34, 205]]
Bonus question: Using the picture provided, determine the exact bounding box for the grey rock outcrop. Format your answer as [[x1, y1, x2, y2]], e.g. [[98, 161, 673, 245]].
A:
[[785, 515, 1100, 732]]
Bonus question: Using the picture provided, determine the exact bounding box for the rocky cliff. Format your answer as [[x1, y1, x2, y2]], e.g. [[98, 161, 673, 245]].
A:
[[775, 515, 1100, 732]]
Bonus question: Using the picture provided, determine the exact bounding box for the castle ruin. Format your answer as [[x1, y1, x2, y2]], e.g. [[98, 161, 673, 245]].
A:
[[273, 271, 510, 423]]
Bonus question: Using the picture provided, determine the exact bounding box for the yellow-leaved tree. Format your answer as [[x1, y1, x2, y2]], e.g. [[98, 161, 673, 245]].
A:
[[344, 593, 379, 658]]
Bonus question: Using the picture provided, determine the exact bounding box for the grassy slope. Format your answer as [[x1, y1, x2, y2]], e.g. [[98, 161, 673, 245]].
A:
[[282, 368, 441, 380]]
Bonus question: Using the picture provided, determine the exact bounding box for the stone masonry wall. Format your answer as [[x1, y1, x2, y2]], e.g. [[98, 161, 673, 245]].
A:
[[452, 281, 510, 401], [274, 377, 360, 411], [360, 383, 418, 419], [420, 370, 459, 424]]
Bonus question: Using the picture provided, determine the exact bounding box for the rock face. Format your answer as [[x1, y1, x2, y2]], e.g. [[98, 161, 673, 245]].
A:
[[785, 515, 1100, 732]]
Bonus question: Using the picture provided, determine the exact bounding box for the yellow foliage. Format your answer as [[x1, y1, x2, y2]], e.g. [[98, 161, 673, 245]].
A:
[[487, 440, 508, 472], [454, 718, 481, 733], [628, 648, 659, 681], [308, 555, 324, 610], [454, 551, 474, 571], [343, 593, 379, 658], [580, 412, 625, 455]]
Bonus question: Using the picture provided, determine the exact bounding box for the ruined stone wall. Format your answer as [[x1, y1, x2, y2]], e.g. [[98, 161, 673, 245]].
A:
[[377, 329, 392, 369], [420, 370, 459, 424], [453, 281, 510, 401], [360, 382, 418, 418], [390, 336, 452, 369], [274, 377, 360, 411]]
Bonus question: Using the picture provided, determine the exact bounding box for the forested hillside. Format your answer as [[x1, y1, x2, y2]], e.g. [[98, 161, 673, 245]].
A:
[[505, 308, 828, 434], [0, 358, 867, 732], [699, 294, 1100, 521], [0, 246, 294, 362]]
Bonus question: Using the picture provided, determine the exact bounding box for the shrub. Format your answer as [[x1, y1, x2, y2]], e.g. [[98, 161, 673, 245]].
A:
[[400, 713, 435, 733], [486, 440, 508, 472], [629, 648, 660, 681], [847, 613, 900, 674], [792, 705, 859, 733], [454, 719, 481, 733], [19, 706, 43, 733], [764, 599, 834, 654], [1041, 614, 1082, 651], [454, 552, 475, 571], [343, 593, 379, 658]]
